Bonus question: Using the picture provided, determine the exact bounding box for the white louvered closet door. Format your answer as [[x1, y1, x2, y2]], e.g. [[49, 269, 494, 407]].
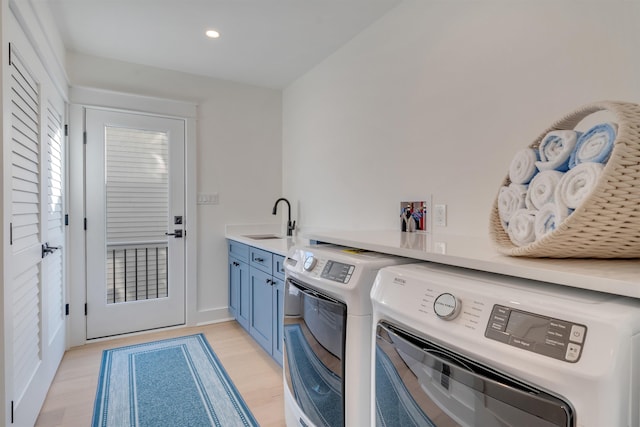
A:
[[85, 108, 185, 339], [44, 96, 66, 347], [7, 38, 66, 427]]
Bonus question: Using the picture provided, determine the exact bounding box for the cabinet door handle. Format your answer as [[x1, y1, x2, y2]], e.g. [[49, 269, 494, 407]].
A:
[[255, 257, 264, 262], [233, 261, 239, 267]]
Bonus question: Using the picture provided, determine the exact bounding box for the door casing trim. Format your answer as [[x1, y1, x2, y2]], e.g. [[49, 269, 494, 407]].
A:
[[67, 87, 197, 346]]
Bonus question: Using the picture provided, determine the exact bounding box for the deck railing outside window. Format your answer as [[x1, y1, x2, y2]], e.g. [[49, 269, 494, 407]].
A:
[[106, 242, 168, 304]]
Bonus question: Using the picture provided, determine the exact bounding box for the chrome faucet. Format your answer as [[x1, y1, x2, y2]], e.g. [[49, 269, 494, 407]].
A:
[[272, 197, 296, 236]]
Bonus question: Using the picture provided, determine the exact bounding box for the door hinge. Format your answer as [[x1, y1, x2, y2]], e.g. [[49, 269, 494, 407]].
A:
[[10, 400, 14, 423], [65, 304, 70, 316], [84, 218, 87, 230], [9, 222, 12, 245], [64, 124, 68, 137], [65, 214, 69, 226], [83, 131, 87, 144], [85, 303, 87, 316]]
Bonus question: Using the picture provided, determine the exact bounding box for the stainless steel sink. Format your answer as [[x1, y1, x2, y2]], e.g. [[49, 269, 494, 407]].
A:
[[242, 234, 284, 240]]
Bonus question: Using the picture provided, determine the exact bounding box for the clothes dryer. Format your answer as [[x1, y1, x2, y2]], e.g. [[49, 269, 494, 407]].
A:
[[283, 245, 412, 427], [371, 262, 640, 427]]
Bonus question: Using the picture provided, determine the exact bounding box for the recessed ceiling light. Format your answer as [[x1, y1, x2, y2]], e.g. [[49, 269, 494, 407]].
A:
[[205, 29, 220, 39]]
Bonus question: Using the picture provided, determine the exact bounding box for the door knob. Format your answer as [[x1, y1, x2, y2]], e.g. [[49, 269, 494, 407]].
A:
[[42, 242, 60, 258]]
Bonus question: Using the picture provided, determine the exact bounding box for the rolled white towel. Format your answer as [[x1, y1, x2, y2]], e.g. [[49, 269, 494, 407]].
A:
[[509, 148, 539, 185], [498, 183, 527, 225], [535, 130, 579, 172], [555, 162, 604, 209], [534, 202, 571, 240], [507, 209, 537, 247], [568, 122, 617, 168], [526, 170, 564, 210]]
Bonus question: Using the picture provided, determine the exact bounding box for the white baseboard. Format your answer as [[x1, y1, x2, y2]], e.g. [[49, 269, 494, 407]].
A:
[[195, 307, 233, 326]]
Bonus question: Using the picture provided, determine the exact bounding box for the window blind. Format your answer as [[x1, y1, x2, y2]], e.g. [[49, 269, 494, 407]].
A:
[[105, 126, 168, 244]]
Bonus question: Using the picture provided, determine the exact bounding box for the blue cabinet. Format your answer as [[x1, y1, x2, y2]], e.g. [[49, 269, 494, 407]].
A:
[[272, 276, 284, 363], [273, 254, 286, 278], [249, 267, 274, 353], [228, 240, 285, 366], [250, 247, 273, 273], [272, 254, 285, 362], [228, 241, 250, 330]]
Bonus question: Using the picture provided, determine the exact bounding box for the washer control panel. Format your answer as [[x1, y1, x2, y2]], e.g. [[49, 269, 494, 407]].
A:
[[485, 305, 587, 363], [433, 293, 461, 320], [303, 255, 317, 271], [320, 260, 355, 284]]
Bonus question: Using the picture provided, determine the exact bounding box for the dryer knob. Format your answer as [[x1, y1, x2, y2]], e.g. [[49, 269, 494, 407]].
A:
[[433, 293, 461, 320], [303, 255, 317, 271]]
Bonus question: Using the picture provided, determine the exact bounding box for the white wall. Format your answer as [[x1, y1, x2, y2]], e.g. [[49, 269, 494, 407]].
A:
[[283, 0, 640, 237], [67, 53, 283, 325], [59, 0, 640, 328]]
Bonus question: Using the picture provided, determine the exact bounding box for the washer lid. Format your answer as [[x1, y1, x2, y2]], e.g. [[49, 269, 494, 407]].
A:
[[285, 244, 413, 314]]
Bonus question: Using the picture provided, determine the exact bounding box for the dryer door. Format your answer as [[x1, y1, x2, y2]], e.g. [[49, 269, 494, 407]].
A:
[[375, 322, 575, 427]]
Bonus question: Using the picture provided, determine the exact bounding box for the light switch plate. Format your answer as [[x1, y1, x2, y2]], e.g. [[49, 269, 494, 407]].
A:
[[197, 193, 219, 205], [434, 204, 447, 227]]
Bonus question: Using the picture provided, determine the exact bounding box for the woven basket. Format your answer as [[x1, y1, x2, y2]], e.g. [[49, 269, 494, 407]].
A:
[[489, 100, 640, 258]]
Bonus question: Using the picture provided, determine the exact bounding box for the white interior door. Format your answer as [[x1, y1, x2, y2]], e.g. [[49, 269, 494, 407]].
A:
[[85, 108, 185, 339], [6, 36, 66, 427]]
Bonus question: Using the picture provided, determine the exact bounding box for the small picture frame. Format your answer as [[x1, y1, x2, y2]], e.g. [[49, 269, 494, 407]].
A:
[[400, 201, 428, 232]]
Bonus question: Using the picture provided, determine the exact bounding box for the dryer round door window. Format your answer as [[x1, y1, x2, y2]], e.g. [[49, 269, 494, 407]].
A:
[[433, 293, 461, 320]]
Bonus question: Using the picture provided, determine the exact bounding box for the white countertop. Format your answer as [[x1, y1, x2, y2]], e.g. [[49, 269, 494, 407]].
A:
[[302, 229, 640, 299], [225, 224, 309, 256]]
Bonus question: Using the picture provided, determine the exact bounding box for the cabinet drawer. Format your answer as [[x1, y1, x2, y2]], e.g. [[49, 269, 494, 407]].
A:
[[228, 240, 249, 262], [250, 247, 273, 274], [273, 255, 286, 280]]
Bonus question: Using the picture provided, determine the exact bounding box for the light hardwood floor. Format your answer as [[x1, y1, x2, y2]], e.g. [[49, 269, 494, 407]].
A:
[[35, 321, 286, 427]]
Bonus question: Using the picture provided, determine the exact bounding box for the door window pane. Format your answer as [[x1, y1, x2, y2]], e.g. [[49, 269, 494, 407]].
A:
[[105, 126, 169, 304]]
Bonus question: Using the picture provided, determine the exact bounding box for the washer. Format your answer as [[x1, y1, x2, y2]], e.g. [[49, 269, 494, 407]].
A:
[[371, 262, 640, 427], [283, 244, 412, 427]]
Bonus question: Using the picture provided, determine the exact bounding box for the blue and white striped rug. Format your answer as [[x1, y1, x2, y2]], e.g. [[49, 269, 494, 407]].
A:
[[92, 333, 259, 427]]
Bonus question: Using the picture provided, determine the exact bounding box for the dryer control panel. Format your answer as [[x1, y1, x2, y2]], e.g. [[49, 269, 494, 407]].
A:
[[485, 305, 587, 363]]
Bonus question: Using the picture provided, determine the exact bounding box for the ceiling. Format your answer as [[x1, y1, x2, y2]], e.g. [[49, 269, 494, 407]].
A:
[[41, 0, 403, 89]]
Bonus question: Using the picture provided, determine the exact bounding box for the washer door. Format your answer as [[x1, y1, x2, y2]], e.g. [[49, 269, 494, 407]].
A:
[[375, 322, 575, 427], [284, 278, 347, 427]]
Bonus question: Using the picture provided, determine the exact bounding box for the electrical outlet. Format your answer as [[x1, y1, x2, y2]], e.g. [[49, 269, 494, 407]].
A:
[[434, 204, 447, 227]]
